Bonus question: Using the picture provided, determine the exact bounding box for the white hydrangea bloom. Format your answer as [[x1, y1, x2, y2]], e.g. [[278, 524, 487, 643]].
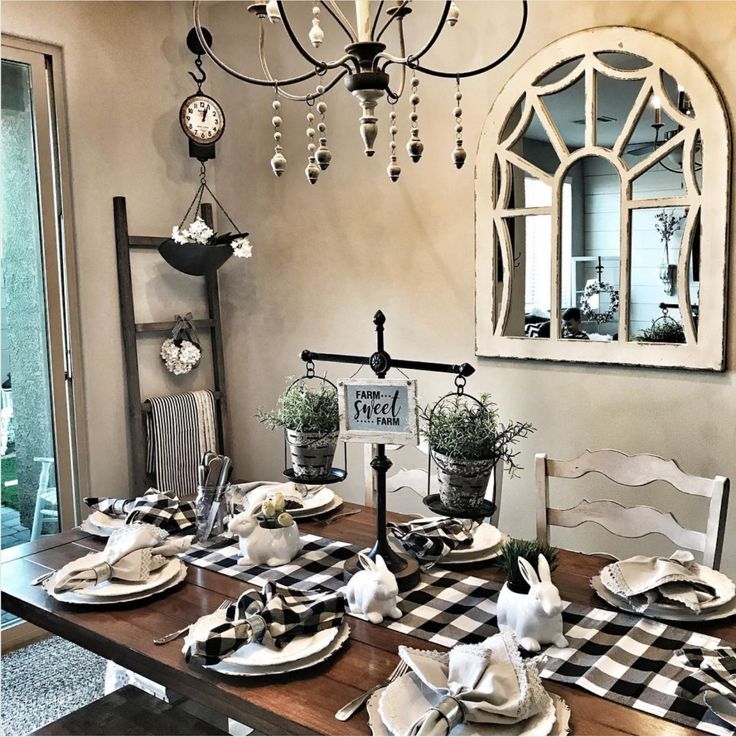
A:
[[171, 225, 188, 244], [232, 236, 253, 259], [186, 216, 214, 244], [160, 338, 201, 375]]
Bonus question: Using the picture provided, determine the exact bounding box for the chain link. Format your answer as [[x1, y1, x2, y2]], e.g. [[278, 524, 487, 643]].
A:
[[305, 360, 316, 379], [454, 374, 466, 395]]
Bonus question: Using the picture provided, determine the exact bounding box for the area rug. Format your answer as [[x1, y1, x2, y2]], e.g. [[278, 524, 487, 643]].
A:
[[1, 636, 106, 736]]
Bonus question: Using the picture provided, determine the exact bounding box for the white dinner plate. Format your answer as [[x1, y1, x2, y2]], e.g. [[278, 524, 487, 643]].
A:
[[599, 561, 735, 612], [45, 555, 182, 598], [445, 523, 504, 560], [379, 671, 559, 736], [368, 687, 570, 737], [440, 534, 511, 567], [201, 622, 351, 676], [290, 495, 344, 519], [592, 575, 736, 622], [287, 488, 337, 517], [45, 562, 187, 605], [80, 511, 124, 536], [186, 606, 341, 667]]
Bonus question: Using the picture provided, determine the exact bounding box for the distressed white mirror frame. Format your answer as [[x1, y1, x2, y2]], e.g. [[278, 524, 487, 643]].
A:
[[475, 27, 730, 370]]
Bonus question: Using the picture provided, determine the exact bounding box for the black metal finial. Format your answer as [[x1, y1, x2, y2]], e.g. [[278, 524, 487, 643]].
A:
[[373, 310, 386, 326]]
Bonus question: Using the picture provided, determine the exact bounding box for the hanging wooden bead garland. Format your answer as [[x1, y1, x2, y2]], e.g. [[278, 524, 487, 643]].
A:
[[406, 75, 424, 163], [270, 98, 286, 176], [315, 87, 332, 171], [452, 79, 467, 169], [387, 106, 401, 182], [305, 107, 320, 184]]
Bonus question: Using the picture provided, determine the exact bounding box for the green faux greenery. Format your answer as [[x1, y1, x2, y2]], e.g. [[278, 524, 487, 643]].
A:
[[637, 318, 686, 344], [419, 394, 534, 476], [256, 378, 339, 435], [1, 456, 18, 510], [498, 538, 559, 593]]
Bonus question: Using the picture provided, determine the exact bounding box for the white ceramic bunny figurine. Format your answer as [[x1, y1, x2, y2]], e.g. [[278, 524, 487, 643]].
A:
[[345, 553, 402, 624], [228, 506, 301, 567], [496, 553, 568, 652]]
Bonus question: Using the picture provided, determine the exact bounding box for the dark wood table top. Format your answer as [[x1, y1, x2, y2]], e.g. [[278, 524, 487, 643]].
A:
[[3, 503, 734, 736]]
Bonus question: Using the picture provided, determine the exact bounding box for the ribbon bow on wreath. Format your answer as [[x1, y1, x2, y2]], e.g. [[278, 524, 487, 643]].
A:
[[160, 313, 202, 375]]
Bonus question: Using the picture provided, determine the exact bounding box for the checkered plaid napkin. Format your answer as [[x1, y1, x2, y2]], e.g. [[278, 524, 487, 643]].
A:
[[675, 646, 736, 701], [185, 581, 345, 665], [387, 517, 473, 564], [84, 489, 197, 534], [181, 534, 734, 735]]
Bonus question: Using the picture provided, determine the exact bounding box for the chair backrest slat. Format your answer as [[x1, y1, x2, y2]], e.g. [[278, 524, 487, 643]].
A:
[[536, 448, 729, 569]]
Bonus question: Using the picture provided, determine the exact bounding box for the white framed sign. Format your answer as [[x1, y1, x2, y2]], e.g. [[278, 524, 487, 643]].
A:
[[337, 378, 418, 444]]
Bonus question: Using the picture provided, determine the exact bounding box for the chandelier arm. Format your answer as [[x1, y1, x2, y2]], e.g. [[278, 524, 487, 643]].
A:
[[386, 21, 408, 102], [407, 1, 452, 65], [408, 0, 528, 79], [379, 0, 528, 79], [370, 1, 386, 41], [277, 0, 342, 73], [326, 1, 358, 41], [193, 1, 325, 87], [258, 21, 350, 102], [375, 1, 409, 43], [319, 1, 357, 42]]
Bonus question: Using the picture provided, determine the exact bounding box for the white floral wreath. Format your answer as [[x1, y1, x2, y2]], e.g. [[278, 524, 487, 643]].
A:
[[580, 281, 620, 324], [160, 338, 201, 375]]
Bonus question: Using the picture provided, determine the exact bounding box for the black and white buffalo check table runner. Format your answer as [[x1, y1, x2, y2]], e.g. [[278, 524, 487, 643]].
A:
[[182, 534, 733, 735]]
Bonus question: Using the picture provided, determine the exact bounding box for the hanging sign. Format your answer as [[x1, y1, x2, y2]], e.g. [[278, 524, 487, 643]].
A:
[[337, 378, 418, 444]]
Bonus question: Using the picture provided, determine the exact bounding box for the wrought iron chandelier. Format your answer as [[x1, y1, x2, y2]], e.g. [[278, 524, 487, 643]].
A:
[[192, 1, 528, 183]]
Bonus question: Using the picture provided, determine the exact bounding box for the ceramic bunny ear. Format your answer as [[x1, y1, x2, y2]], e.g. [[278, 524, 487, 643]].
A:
[[374, 554, 388, 573], [518, 556, 540, 587], [245, 499, 262, 518], [358, 551, 377, 572], [537, 554, 552, 583]]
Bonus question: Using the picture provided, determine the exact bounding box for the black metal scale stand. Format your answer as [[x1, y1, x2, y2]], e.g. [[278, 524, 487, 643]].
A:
[[301, 310, 475, 591]]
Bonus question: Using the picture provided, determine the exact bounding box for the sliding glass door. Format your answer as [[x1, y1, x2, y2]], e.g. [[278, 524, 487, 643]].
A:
[[1, 38, 80, 632]]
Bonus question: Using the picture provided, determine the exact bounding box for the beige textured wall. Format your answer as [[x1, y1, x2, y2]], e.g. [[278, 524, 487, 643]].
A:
[[4, 2, 735, 575], [208, 0, 736, 575]]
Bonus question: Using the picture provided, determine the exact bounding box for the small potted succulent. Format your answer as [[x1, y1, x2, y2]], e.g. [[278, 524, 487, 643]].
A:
[[420, 393, 534, 513], [257, 378, 339, 481], [228, 490, 302, 566], [159, 215, 252, 277]]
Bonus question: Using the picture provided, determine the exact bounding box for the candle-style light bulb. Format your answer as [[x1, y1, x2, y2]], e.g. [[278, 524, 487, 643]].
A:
[[355, 0, 371, 42], [652, 95, 662, 126]]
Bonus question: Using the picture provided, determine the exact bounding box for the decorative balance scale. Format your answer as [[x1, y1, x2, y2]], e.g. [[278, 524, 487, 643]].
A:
[[293, 310, 478, 591]]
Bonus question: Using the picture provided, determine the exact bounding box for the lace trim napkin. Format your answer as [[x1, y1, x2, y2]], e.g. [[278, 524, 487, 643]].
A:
[[185, 581, 345, 665], [388, 517, 474, 564], [400, 630, 548, 735], [84, 489, 197, 534], [51, 524, 192, 593], [600, 550, 717, 613]]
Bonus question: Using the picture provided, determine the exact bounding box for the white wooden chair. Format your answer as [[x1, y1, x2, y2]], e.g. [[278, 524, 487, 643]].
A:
[[364, 443, 504, 527], [31, 456, 57, 540], [535, 448, 729, 569]]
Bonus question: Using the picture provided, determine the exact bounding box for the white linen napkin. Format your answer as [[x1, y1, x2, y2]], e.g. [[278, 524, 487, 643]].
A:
[[229, 481, 323, 512], [600, 550, 717, 613], [400, 631, 548, 735], [52, 524, 192, 593]]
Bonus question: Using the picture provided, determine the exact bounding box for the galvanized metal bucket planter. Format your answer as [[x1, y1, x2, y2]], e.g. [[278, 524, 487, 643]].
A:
[[286, 429, 339, 480], [433, 451, 495, 513]]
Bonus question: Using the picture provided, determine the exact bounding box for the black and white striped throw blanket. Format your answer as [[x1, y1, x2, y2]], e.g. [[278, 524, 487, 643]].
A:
[[84, 490, 196, 534], [182, 534, 734, 735], [145, 390, 216, 497]]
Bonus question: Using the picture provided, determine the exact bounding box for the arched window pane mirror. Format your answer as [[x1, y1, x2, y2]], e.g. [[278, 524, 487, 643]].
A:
[[476, 27, 729, 370]]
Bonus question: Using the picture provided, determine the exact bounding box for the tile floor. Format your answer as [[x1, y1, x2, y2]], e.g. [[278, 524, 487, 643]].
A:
[[1, 504, 30, 550]]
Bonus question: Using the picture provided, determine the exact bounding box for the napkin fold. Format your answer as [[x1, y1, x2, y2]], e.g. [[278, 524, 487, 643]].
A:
[[84, 489, 197, 534], [388, 517, 474, 564], [600, 550, 717, 613], [400, 630, 548, 735], [185, 581, 345, 665], [675, 646, 736, 701], [52, 524, 192, 593], [229, 482, 316, 513]]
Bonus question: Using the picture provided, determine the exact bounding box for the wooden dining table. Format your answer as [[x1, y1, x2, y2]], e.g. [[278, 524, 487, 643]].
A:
[[2, 502, 734, 736]]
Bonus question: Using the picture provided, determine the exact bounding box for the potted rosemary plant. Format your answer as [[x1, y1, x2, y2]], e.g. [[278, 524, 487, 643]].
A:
[[420, 393, 534, 513], [257, 378, 339, 481], [498, 539, 559, 594]]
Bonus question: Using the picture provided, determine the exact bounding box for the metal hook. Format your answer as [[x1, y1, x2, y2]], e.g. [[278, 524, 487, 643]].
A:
[[188, 56, 207, 91]]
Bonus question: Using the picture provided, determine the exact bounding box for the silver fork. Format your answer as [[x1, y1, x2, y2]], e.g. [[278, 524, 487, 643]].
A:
[[153, 599, 232, 645], [335, 660, 409, 721]]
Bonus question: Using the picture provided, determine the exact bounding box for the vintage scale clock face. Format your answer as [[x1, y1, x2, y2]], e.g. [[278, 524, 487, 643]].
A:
[[179, 93, 225, 144]]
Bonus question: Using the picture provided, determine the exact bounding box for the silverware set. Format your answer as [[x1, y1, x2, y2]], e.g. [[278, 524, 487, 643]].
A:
[[334, 660, 409, 721], [153, 598, 232, 645], [197, 452, 233, 540]]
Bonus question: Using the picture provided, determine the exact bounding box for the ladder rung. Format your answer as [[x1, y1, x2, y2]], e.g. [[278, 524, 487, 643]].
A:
[[141, 391, 224, 414], [135, 319, 215, 334], [129, 235, 166, 249]]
